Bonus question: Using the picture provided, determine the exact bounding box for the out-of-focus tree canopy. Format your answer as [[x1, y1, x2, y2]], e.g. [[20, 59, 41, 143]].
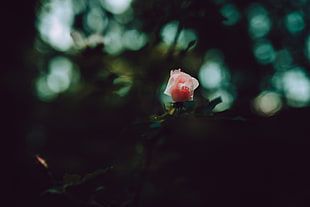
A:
[[33, 0, 310, 116], [7, 0, 310, 206]]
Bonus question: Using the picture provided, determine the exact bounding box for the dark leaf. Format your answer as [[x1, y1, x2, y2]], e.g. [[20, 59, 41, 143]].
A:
[[195, 97, 222, 116], [63, 174, 81, 186], [187, 40, 196, 48], [203, 97, 222, 115], [80, 167, 113, 184], [183, 101, 195, 111]]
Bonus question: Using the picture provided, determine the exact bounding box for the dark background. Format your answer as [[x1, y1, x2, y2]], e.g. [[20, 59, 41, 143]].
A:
[[4, 0, 310, 206]]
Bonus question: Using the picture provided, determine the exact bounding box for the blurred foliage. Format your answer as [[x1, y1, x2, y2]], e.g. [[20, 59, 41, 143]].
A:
[[8, 0, 310, 206]]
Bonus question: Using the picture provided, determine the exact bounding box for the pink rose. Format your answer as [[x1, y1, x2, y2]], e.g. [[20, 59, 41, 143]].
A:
[[164, 69, 199, 102]]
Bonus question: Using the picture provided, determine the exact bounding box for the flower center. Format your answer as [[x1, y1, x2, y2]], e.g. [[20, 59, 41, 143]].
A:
[[181, 86, 190, 93]]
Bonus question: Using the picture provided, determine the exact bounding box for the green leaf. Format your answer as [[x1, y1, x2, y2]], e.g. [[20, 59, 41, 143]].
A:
[[95, 186, 105, 192], [43, 187, 65, 195], [150, 121, 162, 128]]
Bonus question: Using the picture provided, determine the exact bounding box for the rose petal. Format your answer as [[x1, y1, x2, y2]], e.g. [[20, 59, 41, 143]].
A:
[[163, 69, 199, 102], [192, 77, 199, 89]]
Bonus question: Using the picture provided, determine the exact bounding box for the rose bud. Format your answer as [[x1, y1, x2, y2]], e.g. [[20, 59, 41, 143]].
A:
[[164, 69, 199, 102]]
